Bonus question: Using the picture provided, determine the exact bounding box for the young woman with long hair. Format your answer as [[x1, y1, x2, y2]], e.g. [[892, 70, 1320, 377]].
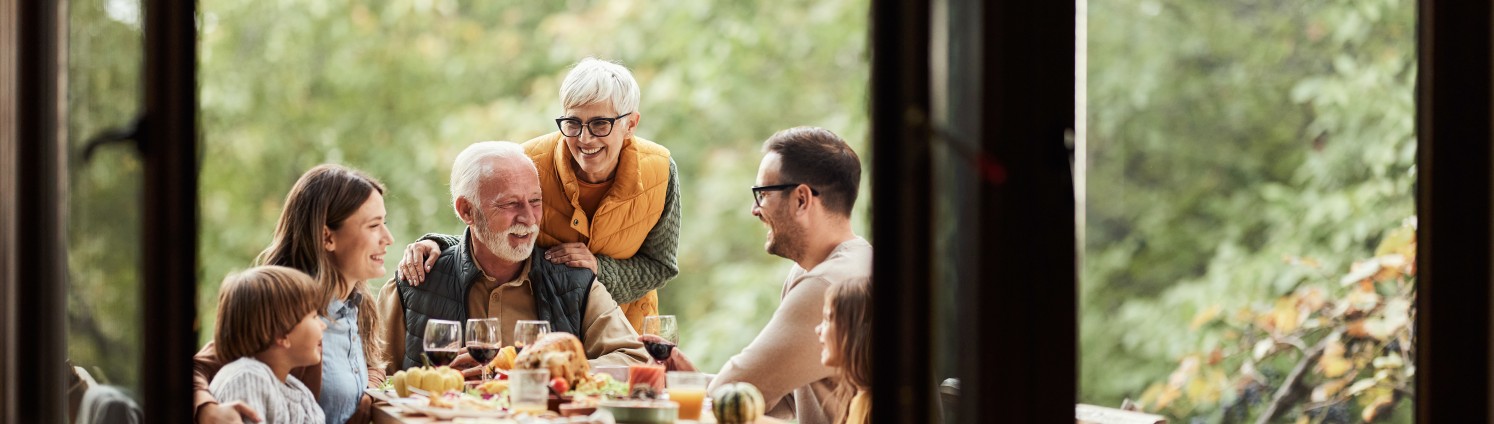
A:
[[195, 164, 393, 424]]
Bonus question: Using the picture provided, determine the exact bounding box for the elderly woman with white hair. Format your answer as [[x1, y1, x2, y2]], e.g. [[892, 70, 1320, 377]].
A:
[[398, 58, 681, 334]]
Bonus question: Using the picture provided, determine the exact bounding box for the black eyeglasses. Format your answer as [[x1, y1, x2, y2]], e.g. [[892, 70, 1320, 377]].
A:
[[555, 112, 632, 138], [751, 183, 819, 208]]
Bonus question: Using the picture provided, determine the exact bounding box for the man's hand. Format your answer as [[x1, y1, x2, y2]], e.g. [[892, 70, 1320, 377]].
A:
[[546, 243, 598, 274], [642, 334, 698, 372], [197, 401, 262, 424], [398, 240, 442, 285], [449, 348, 487, 381]]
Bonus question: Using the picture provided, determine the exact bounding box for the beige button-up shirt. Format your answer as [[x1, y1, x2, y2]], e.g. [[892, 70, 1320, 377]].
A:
[[377, 257, 649, 375]]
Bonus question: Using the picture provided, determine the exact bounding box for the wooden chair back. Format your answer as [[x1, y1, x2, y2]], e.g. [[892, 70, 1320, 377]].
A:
[[938, 378, 959, 423], [68, 365, 99, 423]]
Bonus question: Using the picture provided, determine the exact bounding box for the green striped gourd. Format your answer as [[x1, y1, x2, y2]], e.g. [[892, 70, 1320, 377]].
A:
[[711, 382, 765, 423]]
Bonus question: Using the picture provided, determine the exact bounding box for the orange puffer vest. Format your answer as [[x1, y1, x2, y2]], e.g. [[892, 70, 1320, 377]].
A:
[[524, 131, 671, 332]]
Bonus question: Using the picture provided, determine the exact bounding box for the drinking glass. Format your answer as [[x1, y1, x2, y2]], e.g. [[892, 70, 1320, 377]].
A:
[[667, 371, 710, 420], [466, 318, 501, 381], [513, 320, 551, 354], [509, 369, 551, 415], [627, 363, 667, 399], [640, 315, 679, 365], [423, 319, 462, 367]]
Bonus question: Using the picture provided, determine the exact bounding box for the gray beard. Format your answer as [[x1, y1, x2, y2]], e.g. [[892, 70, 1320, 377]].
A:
[[473, 211, 536, 263]]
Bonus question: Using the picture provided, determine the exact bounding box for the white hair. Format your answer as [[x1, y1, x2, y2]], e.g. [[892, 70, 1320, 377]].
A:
[[450, 141, 531, 220], [560, 57, 640, 114]]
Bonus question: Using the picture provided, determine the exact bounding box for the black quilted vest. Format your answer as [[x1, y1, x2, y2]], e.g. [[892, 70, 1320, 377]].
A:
[[397, 230, 594, 370]]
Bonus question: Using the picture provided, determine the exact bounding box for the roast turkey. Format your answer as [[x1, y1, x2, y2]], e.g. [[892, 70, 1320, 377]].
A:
[[512, 331, 591, 385]]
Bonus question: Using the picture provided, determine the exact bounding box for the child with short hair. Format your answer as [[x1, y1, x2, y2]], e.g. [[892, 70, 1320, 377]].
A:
[[816, 277, 871, 424], [209, 266, 328, 424]]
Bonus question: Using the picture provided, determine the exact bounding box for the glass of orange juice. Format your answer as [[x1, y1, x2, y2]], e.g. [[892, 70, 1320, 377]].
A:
[[667, 371, 710, 421]]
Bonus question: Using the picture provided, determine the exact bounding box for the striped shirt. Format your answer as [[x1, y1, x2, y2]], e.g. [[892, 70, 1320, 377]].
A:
[[209, 357, 324, 424]]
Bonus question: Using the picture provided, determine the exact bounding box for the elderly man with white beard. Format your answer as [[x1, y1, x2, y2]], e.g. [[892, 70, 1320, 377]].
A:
[[377, 141, 648, 376]]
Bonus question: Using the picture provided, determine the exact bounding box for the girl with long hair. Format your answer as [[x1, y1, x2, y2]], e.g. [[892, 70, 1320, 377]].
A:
[[817, 277, 871, 424]]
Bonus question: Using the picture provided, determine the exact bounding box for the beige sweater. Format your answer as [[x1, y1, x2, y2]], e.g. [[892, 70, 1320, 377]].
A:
[[710, 238, 873, 424]]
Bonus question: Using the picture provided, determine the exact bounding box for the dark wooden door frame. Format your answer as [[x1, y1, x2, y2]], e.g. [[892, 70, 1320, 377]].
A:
[[1414, 0, 1492, 421], [870, 0, 935, 422], [873, 0, 1079, 422], [3, 0, 200, 422], [6, 0, 70, 422], [140, 0, 201, 422]]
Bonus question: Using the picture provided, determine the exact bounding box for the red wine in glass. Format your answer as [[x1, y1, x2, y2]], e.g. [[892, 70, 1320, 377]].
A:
[[640, 315, 678, 365], [642, 339, 676, 362], [423, 319, 462, 367], [468, 343, 499, 363], [424, 348, 460, 367]]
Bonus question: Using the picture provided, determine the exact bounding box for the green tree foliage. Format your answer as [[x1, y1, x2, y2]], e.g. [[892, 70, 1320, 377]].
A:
[[1082, 0, 1415, 421], [67, 0, 869, 394], [1139, 223, 1414, 423]]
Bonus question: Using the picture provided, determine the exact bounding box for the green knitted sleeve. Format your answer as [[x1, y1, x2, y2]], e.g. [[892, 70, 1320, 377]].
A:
[[420, 233, 461, 251], [594, 159, 682, 303]]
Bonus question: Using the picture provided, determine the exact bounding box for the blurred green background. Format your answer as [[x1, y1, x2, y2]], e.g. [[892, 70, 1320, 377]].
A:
[[1082, 0, 1415, 421], [66, 0, 869, 396]]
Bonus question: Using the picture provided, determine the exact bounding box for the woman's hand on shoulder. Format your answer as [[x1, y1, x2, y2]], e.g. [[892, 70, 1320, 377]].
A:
[[398, 240, 442, 286], [545, 243, 599, 274]]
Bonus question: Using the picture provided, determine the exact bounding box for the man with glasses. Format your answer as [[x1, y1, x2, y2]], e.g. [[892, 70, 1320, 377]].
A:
[[671, 126, 872, 424], [397, 58, 681, 335]]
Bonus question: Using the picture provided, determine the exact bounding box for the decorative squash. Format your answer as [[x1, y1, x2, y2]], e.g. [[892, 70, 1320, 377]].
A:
[[419, 366, 445, 393], [394, 366, 464, 395], [711, 382, 766, 424], [406, 367, 428, 393], [391, 370, 410, 397]]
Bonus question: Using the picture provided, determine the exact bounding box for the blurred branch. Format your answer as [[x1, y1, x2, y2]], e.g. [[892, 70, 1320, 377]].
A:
[[1256, 335, 1331, 424], [1276, 335, 1308, 353]]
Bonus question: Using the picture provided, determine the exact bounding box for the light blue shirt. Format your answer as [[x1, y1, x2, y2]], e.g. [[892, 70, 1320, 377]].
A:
[[319, 292, 368, 424]]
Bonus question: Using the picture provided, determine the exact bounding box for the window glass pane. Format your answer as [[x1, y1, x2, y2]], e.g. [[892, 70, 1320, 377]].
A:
[[67, 0, 146, 398], [1080, 0, 1416, 422]]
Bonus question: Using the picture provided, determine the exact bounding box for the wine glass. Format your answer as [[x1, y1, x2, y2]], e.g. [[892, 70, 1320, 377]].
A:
[[466, 318, 501, 381], [513, 320, 551, 354], [640, 315, 678, 365], [423, 319, 462, 367]]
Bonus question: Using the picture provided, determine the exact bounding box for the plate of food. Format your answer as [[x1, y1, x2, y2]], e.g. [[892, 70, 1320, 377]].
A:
[[415, 390, 509, 419], [411, 404, 509, 420]]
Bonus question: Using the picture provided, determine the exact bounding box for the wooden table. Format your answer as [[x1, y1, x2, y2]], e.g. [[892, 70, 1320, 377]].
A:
[[370, 399, 722, 423], [372, 402, 438, 424]]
